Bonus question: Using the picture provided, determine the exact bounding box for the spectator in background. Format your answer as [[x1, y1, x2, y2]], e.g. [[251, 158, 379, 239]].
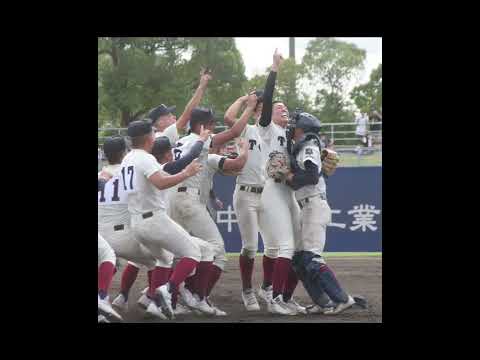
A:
[[355, 112, 369, 155], [320, 134, 334, 150], [369, 110, 382, 145]]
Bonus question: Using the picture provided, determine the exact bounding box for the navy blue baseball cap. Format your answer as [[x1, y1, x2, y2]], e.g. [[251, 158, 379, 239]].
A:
[[127, 120, 153, 137], [147, 104, 176, 123], [190, 107, 215, 127], [103, 136, 126, 156]]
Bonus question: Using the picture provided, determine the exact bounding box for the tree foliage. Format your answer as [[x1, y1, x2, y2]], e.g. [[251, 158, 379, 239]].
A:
[[98, 37, 246, 127], [350, 63, 382, 115]]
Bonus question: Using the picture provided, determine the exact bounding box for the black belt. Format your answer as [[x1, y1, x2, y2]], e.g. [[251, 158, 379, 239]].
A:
[[142, 212, 153, 219], [178, 187, 200, 195], [239, 185, 263, 194], [297, 193, 327, 209], [113, 224, 124, 231], [274, 179, 283, 183]]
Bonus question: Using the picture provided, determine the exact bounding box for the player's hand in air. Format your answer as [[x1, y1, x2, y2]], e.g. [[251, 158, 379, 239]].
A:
[[183, 159, 203, 177], [272, 48, 284, 72], [246, 91, 258, 111], [199, 67, 213, 88], [199, 124, 211, 142]]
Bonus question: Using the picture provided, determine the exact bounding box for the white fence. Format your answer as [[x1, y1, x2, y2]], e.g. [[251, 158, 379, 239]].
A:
[[98, 121, 382, 150]]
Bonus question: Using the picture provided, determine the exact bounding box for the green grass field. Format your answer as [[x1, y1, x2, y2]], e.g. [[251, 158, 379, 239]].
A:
[[338, 151, 382, 167]]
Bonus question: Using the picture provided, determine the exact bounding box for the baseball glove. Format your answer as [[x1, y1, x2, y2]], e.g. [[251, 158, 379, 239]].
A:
[[321, 149, 340, 176], [266, 151, 290, 180]]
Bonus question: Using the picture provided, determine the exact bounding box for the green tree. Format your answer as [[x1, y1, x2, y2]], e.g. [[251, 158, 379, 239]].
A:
[[243, 58, 313, 113], [350, 63, 382, 114], [302, 38, 366, 125], [98, 37, 191, 127], [98, 37, 247, 128]]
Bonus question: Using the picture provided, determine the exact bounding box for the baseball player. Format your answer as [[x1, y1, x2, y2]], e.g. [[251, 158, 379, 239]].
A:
[[149, 68, 212, 143], [282, 111, 357, 315], [98, 231, 122, 322], [224, 92, 281, 312], [254, 49, 307, 315], [98, 137, 174, 320], [120, 119, 212, 320], [169, 94, 258, 315], [112, 127, 218, 317], [111, 69, 212, 315]]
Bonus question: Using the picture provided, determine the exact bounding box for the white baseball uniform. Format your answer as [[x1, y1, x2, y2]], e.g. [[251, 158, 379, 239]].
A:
[[98, 164, 159, 268], [155, 123, 181, 216], [98, 232, 116, 266], [294, 140, 331, 256], [232, 124, 276, 259], [257, 122, 301, 260], [169, 133, 227, 270], [120, 149, 206, 264]]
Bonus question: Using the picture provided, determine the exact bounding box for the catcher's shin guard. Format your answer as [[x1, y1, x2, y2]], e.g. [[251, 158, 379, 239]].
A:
[[293, 251, 348, 305], [292, 251, 331, 307]]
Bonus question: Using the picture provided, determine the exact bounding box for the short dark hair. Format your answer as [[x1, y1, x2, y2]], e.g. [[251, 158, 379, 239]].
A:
[[130, 133, 152, 148]]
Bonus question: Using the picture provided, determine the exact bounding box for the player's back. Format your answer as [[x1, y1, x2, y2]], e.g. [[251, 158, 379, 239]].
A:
[[98, 164, 130, 229], [174, 132, 211, 190], [120, 149, 167, 215]]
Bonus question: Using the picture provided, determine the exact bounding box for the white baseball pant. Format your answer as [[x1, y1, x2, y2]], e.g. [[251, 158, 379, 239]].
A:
[[297, 196, 332, 255], [260, 179, 301, 259], [98, 233, 116, 267], [131, 210, 207, 263], [170, 191, 227, 270], [98, 224, 159, 269], [233, 184, 278, 259]]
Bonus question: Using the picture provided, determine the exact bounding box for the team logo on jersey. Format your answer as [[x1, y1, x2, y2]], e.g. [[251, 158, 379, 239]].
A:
[[248, 139, 257, 150], [305, 148, 313, 155], [277, 136, 286, 147]]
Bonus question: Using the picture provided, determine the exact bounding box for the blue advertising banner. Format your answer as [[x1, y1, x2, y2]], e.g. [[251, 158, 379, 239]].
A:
[[212, 167, 382, 253]]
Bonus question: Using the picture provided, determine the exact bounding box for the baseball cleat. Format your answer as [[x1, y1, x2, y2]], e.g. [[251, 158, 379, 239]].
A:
[[112, 293, 128, 312], [145, 301, 167, 320], [284, 297, 307, 315], [324, 295, 356, 315], [173, 303, 192, 316], [98, 315, 110, 323], [98, 295, 123, 322], [306, 302, 335, 314], [268, 295, 297, 315], [179, 284, 198, 309], [257, 285, 273, 304], [137, 287, 151, 309], [192, 294, 215, 316], [207, 297, 227, 316], [156, 284, 175, 320], [242, 289, 261, 311]]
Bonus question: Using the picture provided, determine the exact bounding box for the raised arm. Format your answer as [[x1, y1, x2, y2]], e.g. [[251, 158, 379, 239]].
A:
[[224, 95, 249, 128], [259, 49, 283, 127], [148, 160, 202, 190], [163, 126, 211, 175], [221, 138, 249, 172], [211, 93, 257, 147], [176, 69, 212, 131]]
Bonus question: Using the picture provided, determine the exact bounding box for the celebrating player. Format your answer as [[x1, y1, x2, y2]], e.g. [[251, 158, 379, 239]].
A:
[[169, 93, 258, 315], [120, 119, 211, 320], [282, 111, 357, 315]]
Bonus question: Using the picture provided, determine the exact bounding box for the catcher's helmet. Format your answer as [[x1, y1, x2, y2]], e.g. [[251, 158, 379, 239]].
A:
[[294, 112, 321, 134]]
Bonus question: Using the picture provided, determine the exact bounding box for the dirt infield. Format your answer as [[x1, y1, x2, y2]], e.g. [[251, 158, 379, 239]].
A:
[[109, 255, 382, 323]]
